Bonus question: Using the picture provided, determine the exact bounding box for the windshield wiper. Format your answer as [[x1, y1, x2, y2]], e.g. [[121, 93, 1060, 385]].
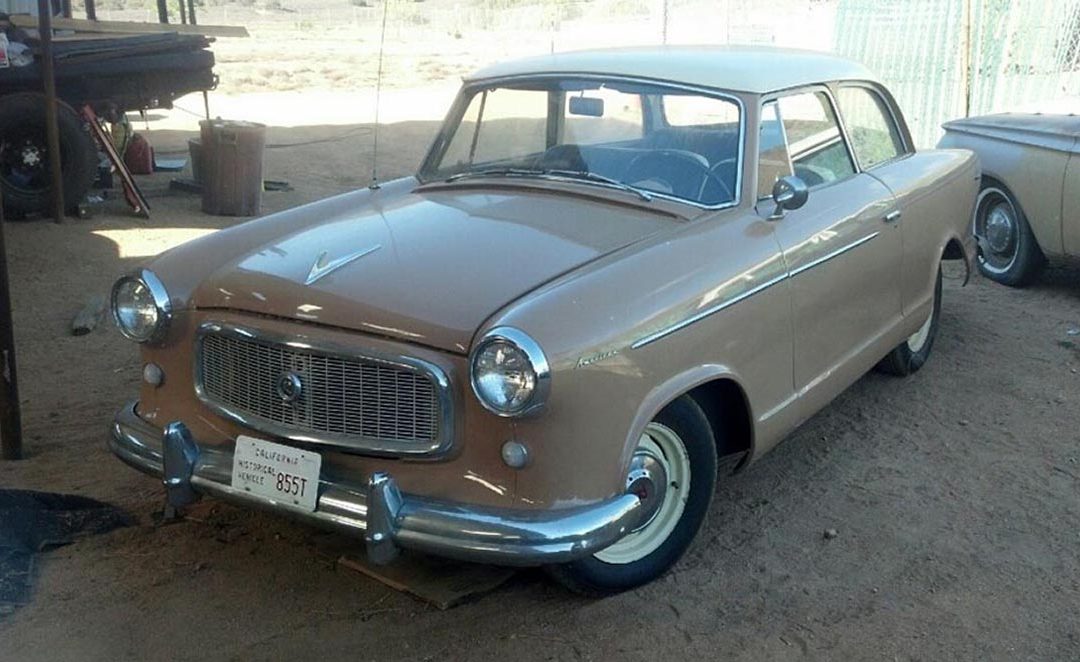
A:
[[443, 167, 546, 182], [544, 169, 654, 202], [442, 166, 653, 203]]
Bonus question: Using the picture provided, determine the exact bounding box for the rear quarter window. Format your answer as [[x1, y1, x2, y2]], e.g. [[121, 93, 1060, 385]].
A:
[[836, 86, 906, 169]]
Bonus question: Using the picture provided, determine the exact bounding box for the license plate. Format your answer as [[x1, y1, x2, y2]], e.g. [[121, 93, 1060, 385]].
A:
[[231, 435, 322, 512]]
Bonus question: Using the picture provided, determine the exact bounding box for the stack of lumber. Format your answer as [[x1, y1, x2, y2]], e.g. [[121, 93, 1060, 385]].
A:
[[0, 14, 248, 39]]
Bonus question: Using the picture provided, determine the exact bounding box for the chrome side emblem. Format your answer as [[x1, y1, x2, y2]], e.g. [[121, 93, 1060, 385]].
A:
[[305, 244, 382, 286], [276, 372, 304, 403]]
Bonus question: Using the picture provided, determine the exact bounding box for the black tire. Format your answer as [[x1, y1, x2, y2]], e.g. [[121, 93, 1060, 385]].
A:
[[877, 267, 942, 377], [0, 93, 98, 217], [546, 395, 717, 596], [973, 181, 1045, 287]]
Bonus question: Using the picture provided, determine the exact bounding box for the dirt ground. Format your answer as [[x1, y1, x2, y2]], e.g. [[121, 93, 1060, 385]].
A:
[[1, 96, 1080, 660]]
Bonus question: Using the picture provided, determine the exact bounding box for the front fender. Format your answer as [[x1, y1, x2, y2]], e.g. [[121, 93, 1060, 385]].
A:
[[618, 364, 753, 474]]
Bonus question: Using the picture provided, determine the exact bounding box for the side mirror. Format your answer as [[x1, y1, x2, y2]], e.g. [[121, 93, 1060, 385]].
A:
[[769, 175, 808, 220]]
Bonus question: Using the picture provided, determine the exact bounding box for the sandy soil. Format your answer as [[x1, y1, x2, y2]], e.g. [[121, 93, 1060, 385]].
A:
[[1, 90, 1080, 660]]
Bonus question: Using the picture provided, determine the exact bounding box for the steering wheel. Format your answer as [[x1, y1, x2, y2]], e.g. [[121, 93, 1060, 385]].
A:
[[707, 158, 738, 203], [624, 150, 732, 204]]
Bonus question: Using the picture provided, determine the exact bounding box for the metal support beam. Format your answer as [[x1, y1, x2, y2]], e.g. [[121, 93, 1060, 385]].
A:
[[38, 0, 65, 224], [0, 199, 24, 461]]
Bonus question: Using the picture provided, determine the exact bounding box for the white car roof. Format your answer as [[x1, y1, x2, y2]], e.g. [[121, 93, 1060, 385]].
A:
[[466, 45, 878, 94]]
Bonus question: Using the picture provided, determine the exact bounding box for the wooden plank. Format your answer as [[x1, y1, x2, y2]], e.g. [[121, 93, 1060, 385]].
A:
[[47, 33, 140, 41], [0, 197, 24, 461], [82, 105, 151, 218], [38, 0, 65, 224], [338, 553, 516, 610], [9, 15, 248, 38], [71, 295, 106, 336]]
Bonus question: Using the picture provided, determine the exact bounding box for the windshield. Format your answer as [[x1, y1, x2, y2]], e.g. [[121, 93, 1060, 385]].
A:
[[419, 78, 742, 207]]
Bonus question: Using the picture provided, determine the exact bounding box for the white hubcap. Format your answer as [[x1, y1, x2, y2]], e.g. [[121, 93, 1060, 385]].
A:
[[907, 311, 933, 353], [594, 422, 691, 565]]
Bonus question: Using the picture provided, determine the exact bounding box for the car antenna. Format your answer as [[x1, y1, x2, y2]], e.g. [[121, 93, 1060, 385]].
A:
[[369, 0, 390, 190]]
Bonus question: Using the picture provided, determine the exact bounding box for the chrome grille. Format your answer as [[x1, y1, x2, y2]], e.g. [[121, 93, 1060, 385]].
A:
[[198, 332, 442, 449]]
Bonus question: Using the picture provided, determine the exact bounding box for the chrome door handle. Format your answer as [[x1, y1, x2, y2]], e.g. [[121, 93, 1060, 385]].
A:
[[883, 210, 902, 223]]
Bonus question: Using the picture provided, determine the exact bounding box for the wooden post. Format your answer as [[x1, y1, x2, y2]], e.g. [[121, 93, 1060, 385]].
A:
[[85, 0, 97, 21], [156, 0, 169, 24], [61, 0, 73, 18], [187, 0, 197, 26], [38, 0, 65, 224], [178, 0, 187, 25], [0, 198, 24, 461]]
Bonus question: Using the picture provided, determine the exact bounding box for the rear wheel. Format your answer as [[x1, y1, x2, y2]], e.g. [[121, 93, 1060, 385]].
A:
[[546, 395, 717, 596], [877, 267, 941, 377], [973, 182, 1045, 286], [0, 93, 98, 217]]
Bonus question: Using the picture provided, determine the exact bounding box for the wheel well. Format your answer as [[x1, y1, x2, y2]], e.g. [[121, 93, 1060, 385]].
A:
[[943, 237, 965, 260], [686, 378, 753, 465], [978, 175, 1024, 219]]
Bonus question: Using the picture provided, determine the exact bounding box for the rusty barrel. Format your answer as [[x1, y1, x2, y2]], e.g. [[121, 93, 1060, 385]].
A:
[[199, 119, 266, 216]]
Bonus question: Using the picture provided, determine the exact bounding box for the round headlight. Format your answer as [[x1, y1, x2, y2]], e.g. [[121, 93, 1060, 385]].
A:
[[470, 327, 550, 417], [111, 270, 171, 343]]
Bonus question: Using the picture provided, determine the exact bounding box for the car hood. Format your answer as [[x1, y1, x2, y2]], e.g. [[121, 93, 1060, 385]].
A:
[[191, 186, 674, 353]]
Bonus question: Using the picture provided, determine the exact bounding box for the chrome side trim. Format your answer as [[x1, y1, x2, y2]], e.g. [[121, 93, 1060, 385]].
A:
[[788, 232, 879, 277], [631, 272, 789, 349], [193, 322, 455, 458], [632, 232, 880, 349], [109, 401, 646, 566]]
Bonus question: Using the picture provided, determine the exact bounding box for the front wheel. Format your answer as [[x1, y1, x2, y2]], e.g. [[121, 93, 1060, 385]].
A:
[[877, 267, 941, 377], [546, 395, 717, 596], [973, 183, 1045, 286]]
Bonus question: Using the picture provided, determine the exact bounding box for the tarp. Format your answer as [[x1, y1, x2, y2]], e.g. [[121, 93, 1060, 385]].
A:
[[0, 489, 132, 616]]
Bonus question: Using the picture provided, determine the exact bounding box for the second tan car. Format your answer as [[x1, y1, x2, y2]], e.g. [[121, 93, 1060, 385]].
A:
[[940, 113, 1080, 286]]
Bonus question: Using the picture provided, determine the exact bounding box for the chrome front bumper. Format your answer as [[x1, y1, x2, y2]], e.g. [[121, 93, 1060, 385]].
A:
[[109, 401, 646, 566]]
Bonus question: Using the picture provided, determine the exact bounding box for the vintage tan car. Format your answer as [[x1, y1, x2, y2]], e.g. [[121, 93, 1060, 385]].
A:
[[109, 46, 978, 595], [939, 113, 1080, 286]]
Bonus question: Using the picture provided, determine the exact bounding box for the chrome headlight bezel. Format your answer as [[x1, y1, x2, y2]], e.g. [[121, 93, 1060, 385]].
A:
[[469, 326, 551, 417], [110, 268, 172, 344]]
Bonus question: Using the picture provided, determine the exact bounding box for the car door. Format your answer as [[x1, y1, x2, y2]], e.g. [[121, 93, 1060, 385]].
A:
[[834, 83, 937, 315], [759, 90, 901, 414]]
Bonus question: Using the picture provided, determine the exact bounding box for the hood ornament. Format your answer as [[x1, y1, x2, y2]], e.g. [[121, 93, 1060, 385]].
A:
[[305, 245, 382, 286]]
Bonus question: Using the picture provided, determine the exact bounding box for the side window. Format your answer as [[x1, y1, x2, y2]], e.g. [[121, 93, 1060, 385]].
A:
[[836, 86, 906, 169], [776, 91, 856, 188], [757, 101, 791, 199]]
